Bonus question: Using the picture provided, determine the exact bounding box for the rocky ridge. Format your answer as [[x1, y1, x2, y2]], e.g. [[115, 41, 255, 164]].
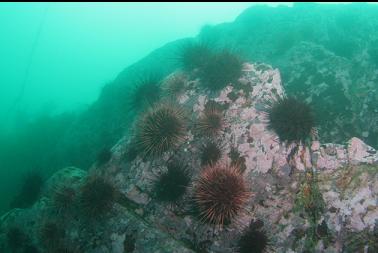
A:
[[1, 63, 377, 253]]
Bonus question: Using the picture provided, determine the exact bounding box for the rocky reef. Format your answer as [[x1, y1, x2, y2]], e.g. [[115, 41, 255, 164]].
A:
[[1, 62, 377, 253], [44, 3, 378, 175], [4, 5, 378, 219]]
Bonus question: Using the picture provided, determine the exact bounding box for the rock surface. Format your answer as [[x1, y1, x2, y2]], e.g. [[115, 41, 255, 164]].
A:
[[48, 3, 378, 175], [1, 63, 377, 253]]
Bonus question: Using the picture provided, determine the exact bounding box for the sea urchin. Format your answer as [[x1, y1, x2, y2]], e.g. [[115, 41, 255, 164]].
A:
[[237, 219, 270, 253], [80, 176, 117, 217], [38, 220, 65, 251], [52, 185, 76, 213], [135, 103, 187, 157], [200, 50, 243, 92], [193, 164, 250, 226], [154, 160, 191, 203], [266, 96, 315, 145], [129, 76, 162, 112], [163, 73, 187, 98], [179, 42, 213, 72], [196, 105, 224, 136], [200, 140, 223, 166]]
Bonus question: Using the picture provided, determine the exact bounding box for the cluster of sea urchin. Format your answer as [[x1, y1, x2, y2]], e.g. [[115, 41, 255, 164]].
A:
[[193, 163, 250, 226], [135, 103, 187, 157], [22, 40, 321, 252]]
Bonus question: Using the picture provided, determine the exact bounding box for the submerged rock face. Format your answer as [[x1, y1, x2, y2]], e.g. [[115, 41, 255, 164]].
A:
[[49, 3, 378, 174], [1, 63, 377, 253], [203, 3, 378, 148]]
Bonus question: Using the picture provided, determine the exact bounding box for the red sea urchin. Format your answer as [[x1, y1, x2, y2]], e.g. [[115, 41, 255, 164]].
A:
[[193, 164, 250, 226]]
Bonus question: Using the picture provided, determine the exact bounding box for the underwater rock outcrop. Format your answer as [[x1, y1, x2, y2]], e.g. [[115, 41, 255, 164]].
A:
[[1, 63, 377, 253], [11, 3, 377, 200]]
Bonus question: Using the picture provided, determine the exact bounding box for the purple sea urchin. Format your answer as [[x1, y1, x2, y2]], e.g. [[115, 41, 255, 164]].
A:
[[196, 106, 224, 136], [200, 50, 243, 92], [52, 185, 76, 213], [154, 160, 191, 203], [135, 103, 187, 157], [38, 220, 65, 251], [129, 76, 162, 112], [80, 176, 117, 217], [163, 73, 187, 98], [266, 96, 315, 145], [238, 219, 270, 253], [200, 140, 223, 166], [179, 41, 213, 72]]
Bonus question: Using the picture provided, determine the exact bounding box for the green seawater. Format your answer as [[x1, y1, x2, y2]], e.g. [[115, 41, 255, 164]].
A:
[[0, 2, 254, 215]]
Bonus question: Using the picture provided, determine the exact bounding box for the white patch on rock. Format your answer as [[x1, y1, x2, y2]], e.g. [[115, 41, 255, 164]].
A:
[[348, 137, 378, 164]]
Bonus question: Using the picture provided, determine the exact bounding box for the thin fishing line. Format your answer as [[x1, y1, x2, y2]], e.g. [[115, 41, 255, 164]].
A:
[[5, 4, 50, 120]]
